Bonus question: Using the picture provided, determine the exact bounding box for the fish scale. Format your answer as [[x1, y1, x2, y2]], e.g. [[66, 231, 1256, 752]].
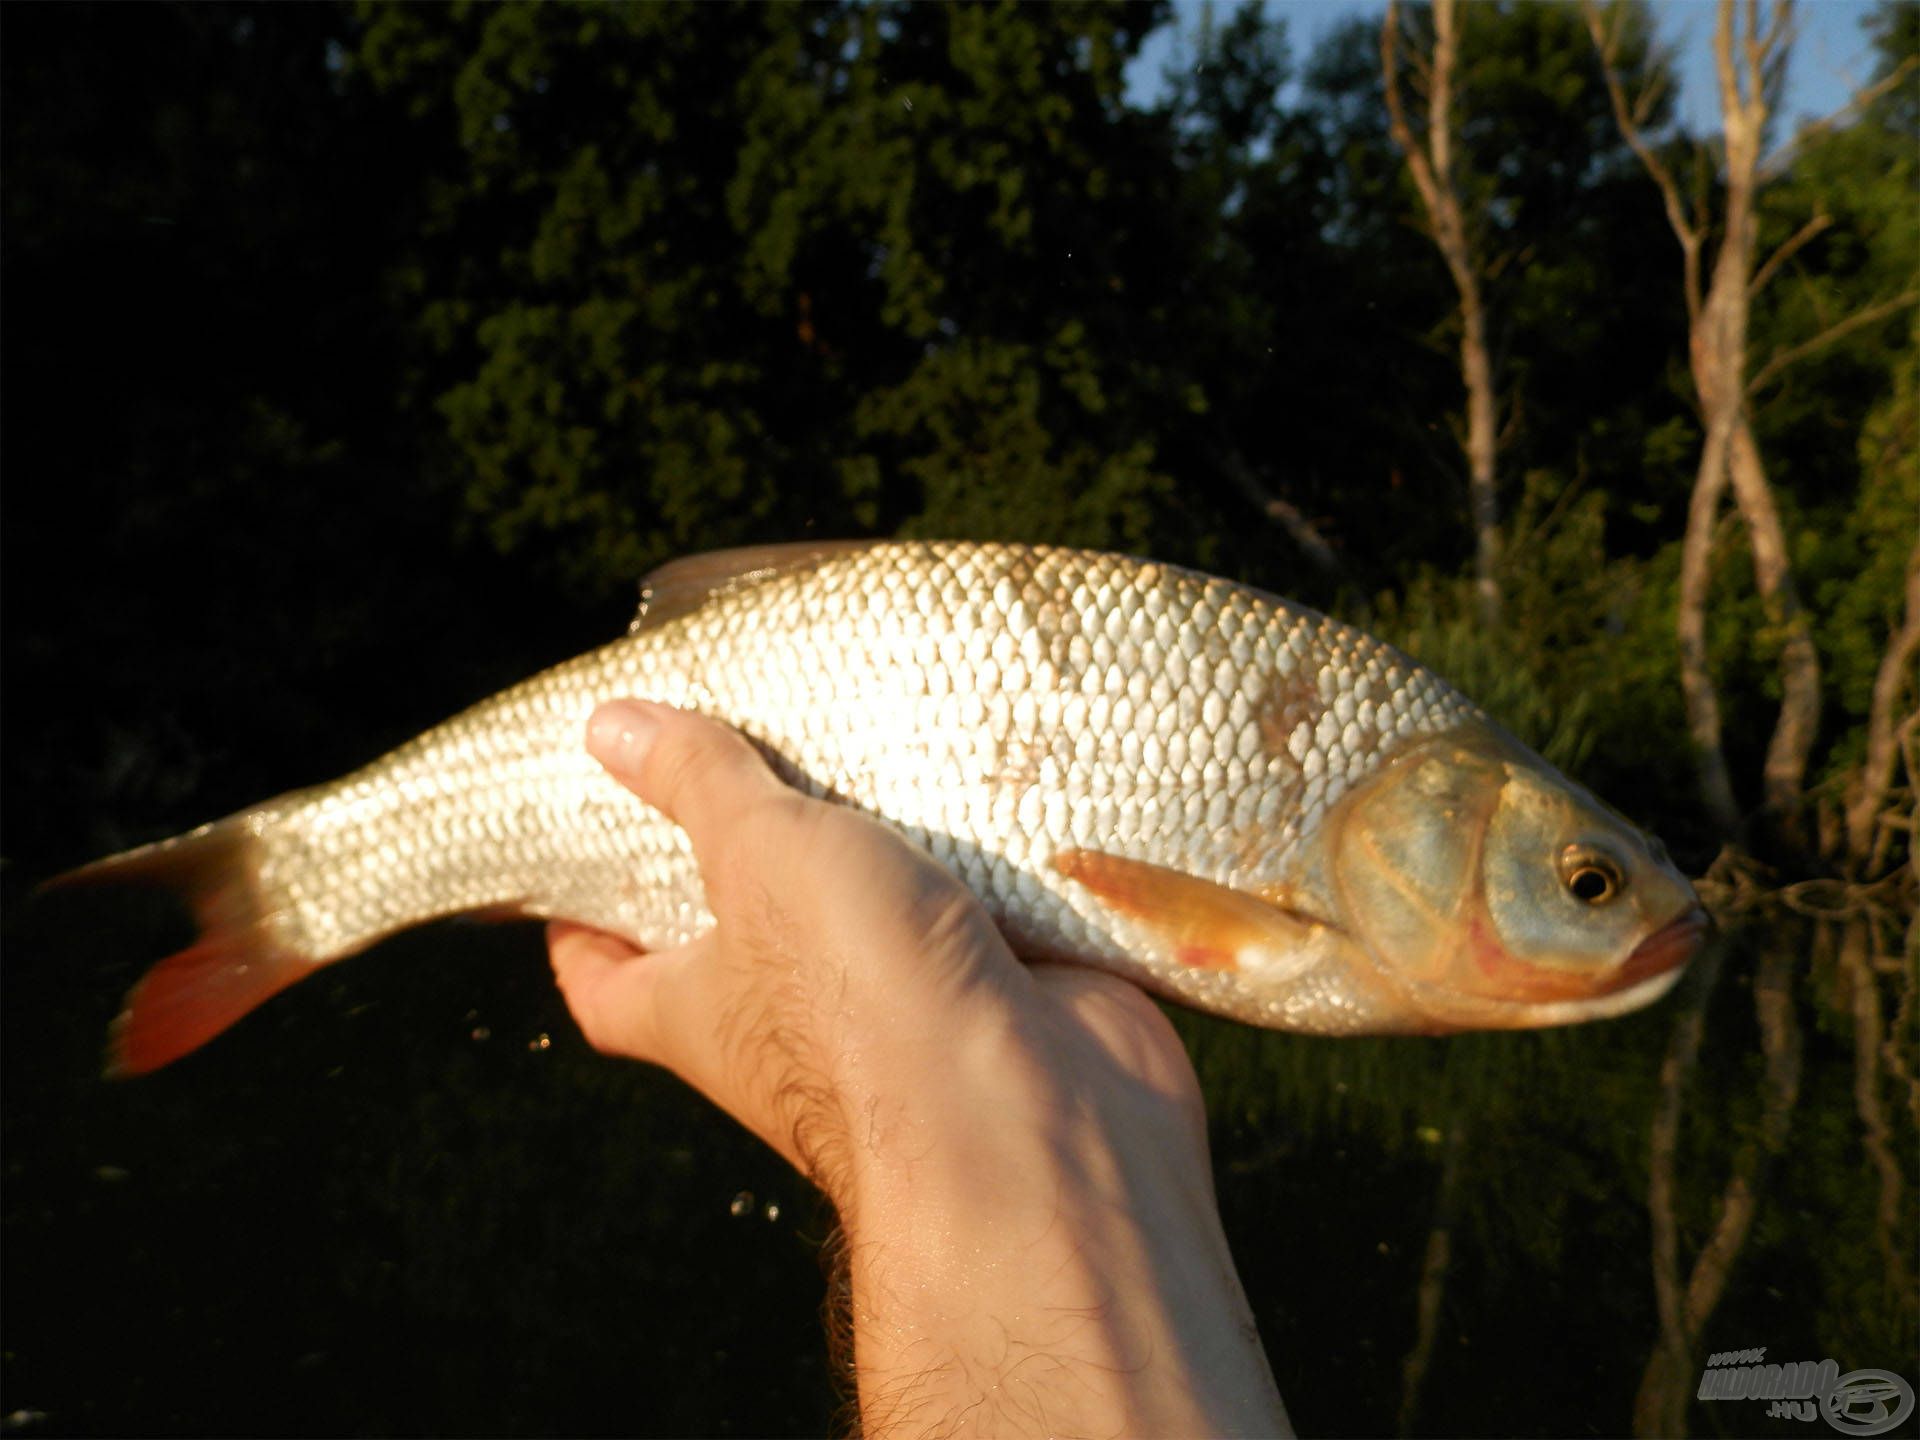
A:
[[64, 539, 1707, 1075]]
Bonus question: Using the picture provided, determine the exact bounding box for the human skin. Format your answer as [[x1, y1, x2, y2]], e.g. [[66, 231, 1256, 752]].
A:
[[547, 700, 1292, 1438]]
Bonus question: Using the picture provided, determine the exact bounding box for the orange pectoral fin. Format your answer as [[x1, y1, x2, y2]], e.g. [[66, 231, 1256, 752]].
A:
[[1051, 848, 1338, 973]]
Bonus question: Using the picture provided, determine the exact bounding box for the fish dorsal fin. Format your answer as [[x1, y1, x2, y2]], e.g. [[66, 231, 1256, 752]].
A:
[[631, 540, 887, 633]]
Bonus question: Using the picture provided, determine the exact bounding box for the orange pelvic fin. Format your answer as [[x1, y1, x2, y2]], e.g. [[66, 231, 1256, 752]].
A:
[[49, 819, 310, 1077], [1051, 848, 1339, 973]]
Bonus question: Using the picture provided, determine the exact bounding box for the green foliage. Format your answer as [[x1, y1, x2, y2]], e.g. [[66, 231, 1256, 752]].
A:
[[1750, 66, 1918, 498], [1866, 0, 1920, 139], [355, 0, 1200, 591], [1810, 330, 1918, 784], [862, 336, 1168, 547], [1741, 33, 1919, 814], [358, 1, 798, 586]]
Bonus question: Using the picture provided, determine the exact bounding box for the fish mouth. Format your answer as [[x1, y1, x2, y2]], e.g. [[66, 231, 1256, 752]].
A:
[[1611, 907, 1710, 990], [1441, 906, 1709, 1026]]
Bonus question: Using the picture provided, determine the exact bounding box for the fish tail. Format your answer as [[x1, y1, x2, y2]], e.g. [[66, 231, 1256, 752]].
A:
[[50, 818, 312, 1077]]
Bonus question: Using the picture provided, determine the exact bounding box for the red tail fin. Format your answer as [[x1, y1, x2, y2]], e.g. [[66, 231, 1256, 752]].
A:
[[51, 820, 312, 1077]]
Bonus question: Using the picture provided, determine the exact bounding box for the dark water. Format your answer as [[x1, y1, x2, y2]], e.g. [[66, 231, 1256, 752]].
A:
[[10, 866, 1907, 1436], [4, 899, 843, 1437]]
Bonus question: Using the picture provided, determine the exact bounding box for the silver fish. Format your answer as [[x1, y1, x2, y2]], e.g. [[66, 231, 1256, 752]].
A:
[[63, 541, 1706, 1074]]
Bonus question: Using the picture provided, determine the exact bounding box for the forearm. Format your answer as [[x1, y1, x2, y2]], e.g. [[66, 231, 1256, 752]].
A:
[[840, 1068, 1291, 1438]]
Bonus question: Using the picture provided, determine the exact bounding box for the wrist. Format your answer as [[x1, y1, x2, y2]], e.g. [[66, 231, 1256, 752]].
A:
[[834, 1022, 1289, 1437]]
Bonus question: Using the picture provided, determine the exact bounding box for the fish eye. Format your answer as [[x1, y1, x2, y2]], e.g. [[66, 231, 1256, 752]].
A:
[[1560, 847, 1625, 905]]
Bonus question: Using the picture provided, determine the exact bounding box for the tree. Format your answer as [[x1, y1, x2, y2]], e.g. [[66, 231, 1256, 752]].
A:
[[356, 1, 1241, 594], [1295, 4, 1689, 614], [1381, 0, 1502, 626], [1586, 4, 1918, 1430], [1587, 0, 1915, 848]]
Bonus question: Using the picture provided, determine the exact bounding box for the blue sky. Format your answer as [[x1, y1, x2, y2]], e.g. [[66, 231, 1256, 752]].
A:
[[1126, 0, 1889, 137]]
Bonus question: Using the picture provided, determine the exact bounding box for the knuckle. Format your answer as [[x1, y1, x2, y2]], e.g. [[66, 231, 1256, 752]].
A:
[[900, 874, 996, 953], [642, 715, 808, 852], [645, 721, 736, 816]]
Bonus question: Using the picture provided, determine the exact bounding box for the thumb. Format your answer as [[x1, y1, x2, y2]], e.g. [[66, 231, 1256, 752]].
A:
[[585, 700, 795, 876]]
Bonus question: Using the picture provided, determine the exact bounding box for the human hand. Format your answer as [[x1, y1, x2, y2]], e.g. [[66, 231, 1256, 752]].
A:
[[550, 700, 1291, 1438]]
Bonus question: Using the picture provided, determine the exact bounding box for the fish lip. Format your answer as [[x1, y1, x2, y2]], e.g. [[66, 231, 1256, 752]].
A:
[[1616, 907, 1710, 986]]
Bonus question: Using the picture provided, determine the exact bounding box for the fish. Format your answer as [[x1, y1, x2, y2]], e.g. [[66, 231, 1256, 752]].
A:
[[58, 540, 1707, 1076]]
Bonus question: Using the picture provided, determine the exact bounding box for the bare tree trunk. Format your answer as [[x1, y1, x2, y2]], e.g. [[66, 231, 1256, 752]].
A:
[[1684, 0, 1768, 830], [1634, 939, 1803, 1437], [1383, 0, 1502, 627], [1727, 416, 1822, 843], [1625, 12, 1816, 1407], [1675, 423, 1745, 839], [1588, 0, 1835, 849], [1462, 298, 1501, 630], [1686, 0, 1829, 850]]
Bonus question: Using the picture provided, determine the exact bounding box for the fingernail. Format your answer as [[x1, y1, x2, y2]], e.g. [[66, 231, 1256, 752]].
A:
[[587, 700, 663, 773]]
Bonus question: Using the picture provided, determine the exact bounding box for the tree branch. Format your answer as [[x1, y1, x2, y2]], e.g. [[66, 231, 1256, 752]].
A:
[[1748, 211, 1831, 297], [1762, 53, 1920, 180], [1216, 452, 1349, 582], [1715, 0, 1743, 132], [1845, 536, 1920, 864], [1428, 0, 1459, 227], [1756, 0, 1793, 68], [1631, 66, 1667, 127], [1382, 0, 1447, 259], [1584, 1, 1702, 319], [1748, 290, 1920, 396]]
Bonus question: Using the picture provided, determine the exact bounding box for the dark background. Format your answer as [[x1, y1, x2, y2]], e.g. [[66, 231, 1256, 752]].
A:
[[3, 3, 1914, 1435]]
